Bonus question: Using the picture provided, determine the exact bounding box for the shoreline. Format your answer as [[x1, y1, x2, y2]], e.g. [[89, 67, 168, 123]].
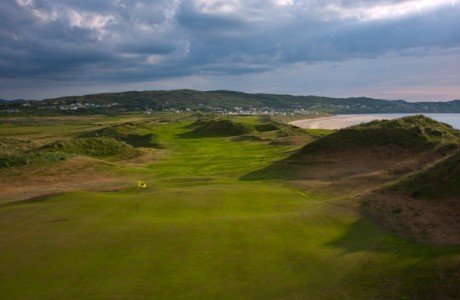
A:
[[289, 114, 401, 130]]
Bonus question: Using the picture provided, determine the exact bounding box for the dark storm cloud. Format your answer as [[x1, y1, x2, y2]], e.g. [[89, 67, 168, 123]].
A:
[[0, 0, 459, 99], [176, 2, 460, 68]]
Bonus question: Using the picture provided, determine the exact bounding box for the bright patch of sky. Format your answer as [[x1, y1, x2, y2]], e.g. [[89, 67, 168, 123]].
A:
[[1, 0, 459, 101], [328, 0, 454, 21]]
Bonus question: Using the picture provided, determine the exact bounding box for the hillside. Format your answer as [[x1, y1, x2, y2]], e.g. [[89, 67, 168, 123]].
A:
[[243, 116, 459, 195], [362, 149, 460, 244], [188, 118, 251, 137], [294, 115, 460, 156], [2, 89, 460, 115], [387, 149, 460, 200], [185, 116, 307, 138], [79, 122, 163, 148]]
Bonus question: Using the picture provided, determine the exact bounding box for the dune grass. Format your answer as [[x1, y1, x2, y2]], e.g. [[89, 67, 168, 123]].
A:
[[387, 149, 460, 200], [0, 114, 459, 299], [296, 115, 460, 156]]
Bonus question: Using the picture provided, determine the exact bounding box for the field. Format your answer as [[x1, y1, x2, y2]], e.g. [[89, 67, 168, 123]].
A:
[[1, 114, 459, 299]]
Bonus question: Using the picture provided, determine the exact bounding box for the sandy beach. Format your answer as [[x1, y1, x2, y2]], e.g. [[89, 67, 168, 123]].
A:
[[290, 115, 400, 130]]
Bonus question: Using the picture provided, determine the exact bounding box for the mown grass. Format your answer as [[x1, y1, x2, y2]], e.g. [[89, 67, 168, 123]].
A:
[[140, 119, 310, 182], [1, 186, 459, 299], [1, 114, 460, 299]]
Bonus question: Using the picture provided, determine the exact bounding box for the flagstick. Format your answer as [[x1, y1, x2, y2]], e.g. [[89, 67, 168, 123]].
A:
[[136, 185, 139, 215]]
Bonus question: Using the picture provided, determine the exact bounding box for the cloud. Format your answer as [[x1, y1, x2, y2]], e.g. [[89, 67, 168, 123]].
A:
[[0, 0, 459, 100], [323, 0, 454, 21]]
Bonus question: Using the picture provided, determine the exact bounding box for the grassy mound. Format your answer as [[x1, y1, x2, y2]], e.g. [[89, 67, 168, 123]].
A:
[[0, 137, 36, 156], [40, 137, 137, 158], [387, 149, 460, 200], [187, 118, 252, 137], [255, 123, 279, 132], [187, 116, 310, 139], [256, 116, 310, 137], [295, 115, 459, 156], [0, 152, 69, 169], [0, 137, 65, 169], [275, 124, 311, 137], [81, 122, 162, 148], [242, 116, 458, 182]]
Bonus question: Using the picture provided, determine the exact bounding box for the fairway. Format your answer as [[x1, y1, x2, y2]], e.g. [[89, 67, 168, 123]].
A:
[[1, 115, 459, 299]]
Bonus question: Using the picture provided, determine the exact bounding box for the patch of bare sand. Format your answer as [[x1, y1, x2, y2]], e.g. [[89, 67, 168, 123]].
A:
[[290, 115, 399, 130], [0, 156, 132, 204], [362, 191, 460, 245]]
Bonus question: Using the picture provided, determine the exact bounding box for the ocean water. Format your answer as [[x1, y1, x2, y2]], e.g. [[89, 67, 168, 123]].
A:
[[339, 113, 460, 129]]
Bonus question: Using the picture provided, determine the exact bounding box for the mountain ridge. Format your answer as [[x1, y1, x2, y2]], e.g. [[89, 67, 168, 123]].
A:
[[1, 89, 460, 115]]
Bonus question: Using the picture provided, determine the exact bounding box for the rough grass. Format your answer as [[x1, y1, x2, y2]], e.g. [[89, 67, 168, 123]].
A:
[[186, 118, 252, 137], [387, 149, 460, 200], [80, 122, 163, 148], [0, 137, 36, 156], [0, 137, 138, 168], [185, 116, 310, 139], [296, 115, 459, 156], [0, 156, 132, 203], [0, 151, 70, 169], [40, 137, 138, 158], [242, 116, 458, 184], [361, 149, 460, 245]]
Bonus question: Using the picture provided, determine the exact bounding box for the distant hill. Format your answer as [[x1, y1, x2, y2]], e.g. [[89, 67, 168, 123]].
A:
[[1, 89, 460, 115]]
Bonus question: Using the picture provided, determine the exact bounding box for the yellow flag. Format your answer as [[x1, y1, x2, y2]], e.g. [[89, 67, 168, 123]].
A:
[[138, 181, 147, 188]]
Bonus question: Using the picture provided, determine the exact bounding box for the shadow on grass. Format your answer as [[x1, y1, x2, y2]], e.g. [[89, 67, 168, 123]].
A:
[[240, 159, 296, 180], [325, 217, 389, 254], [176, 130, 230, 139], [0, 193, 61, 207], [324, 216, 460, 299], [325, 216, 460, 256], [240, 155, 330, 181]]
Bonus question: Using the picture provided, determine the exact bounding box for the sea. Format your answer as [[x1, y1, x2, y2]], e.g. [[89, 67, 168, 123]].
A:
[[338, 113, 460, 129]]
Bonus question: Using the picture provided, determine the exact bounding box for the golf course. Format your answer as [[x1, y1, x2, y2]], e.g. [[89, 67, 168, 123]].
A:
[[1, 113, 459, 299]]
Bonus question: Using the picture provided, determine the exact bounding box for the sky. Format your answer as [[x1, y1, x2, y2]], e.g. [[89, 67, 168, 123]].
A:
[[0, 0, 459, 101]]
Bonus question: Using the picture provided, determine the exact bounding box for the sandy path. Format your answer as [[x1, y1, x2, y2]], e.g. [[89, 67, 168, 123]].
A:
[[290, 115, 399, 129]]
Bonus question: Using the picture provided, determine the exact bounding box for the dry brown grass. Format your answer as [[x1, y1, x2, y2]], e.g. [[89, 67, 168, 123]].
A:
[[0, 156, 132, 204], [116, 147, 164, 165], [287, 146, 460, 245], [362, 191, 460, 245], [288, 146, 437, 198]]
